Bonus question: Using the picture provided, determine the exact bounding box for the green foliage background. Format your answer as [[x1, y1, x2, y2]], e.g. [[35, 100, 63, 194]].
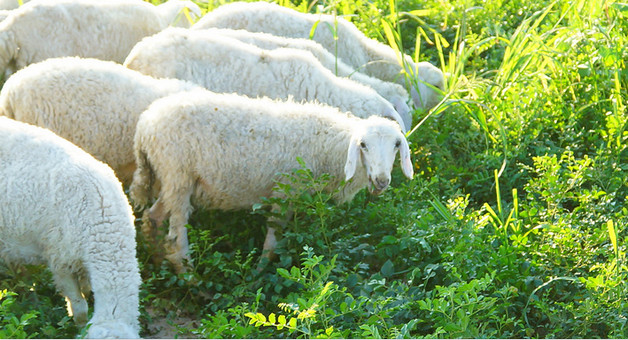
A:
[[1, 0, 627, 338]]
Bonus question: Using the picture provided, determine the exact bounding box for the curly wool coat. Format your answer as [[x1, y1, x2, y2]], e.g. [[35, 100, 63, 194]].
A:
[[0, 0, 200, 78], [0, 57, 200, 184], [130, 89, 414, 273], [0, 117, 140, 339], [193, 1, 445, 113], [124, 27, 409, 132]]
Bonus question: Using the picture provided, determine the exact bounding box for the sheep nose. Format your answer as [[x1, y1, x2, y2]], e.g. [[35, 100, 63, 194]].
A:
[[375, 177, 390, 190]]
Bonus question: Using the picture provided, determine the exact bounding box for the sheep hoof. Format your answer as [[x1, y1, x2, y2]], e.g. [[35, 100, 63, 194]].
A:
[[74, 315, 88, 328], [164, 252, 192, 274]]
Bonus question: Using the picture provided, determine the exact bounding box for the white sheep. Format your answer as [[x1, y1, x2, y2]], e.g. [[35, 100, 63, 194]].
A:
[[124, 27, 409, 132], [193, 1, 444, 113], [0, 0, 201, 23], [0, 9, 10, 21], [0, 117, 141, 339], [0, 0, 23, 10], [0, 56, 201, 185], [129, 89, 414, 273], [194, 28, 412, 129], [0, 0, 201, 79]]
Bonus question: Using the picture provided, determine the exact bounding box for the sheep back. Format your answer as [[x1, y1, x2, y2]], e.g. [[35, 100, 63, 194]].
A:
[[194, 1, 445, 112], [0, 0, 164, 72], [0, 57, 199, 184], [124, 27, 407, 131], [195, 28, 412, 125], [194, 1, 401, 81]]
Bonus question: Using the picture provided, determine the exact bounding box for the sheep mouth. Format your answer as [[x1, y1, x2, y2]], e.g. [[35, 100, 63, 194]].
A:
[[368, 182, 389, 196]]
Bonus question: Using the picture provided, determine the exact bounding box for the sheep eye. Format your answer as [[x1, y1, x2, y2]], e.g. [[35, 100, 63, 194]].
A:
[[360, 141, 367, 149], [395, 140, 401, 148]]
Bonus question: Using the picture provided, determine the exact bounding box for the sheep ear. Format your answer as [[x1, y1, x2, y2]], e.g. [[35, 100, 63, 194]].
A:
[[344, 137, 360, 181], [399, 138, 414, 179], [382, 107, 408, 133]]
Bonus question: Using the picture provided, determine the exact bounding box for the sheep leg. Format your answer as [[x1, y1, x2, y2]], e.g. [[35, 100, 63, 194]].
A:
[[261, 226, 277, 261], [52, 270, 88, 327], [144, 198, 168, 245], [165, 215, 192, 274], [116, 161, 137, 187], [257, 206, 293, 271], [161, 182, 194, 274], [77, 266, 92, 300]]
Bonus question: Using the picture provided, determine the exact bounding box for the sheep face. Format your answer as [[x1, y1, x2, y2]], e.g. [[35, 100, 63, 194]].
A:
[[344, 118, 414, 195]]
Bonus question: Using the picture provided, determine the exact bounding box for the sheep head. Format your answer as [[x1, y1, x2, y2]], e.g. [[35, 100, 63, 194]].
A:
[[344, 117, 413, 195], [379, 102, 409, 133], [390, 96, 412, 130], [407, 61, 445, 111]]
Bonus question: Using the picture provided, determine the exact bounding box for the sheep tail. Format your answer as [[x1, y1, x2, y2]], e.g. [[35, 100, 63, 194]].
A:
[[129, 149, 154, 209]]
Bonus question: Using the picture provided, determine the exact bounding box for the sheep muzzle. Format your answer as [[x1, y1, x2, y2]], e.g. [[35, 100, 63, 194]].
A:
[[368, 176, 390, 195]]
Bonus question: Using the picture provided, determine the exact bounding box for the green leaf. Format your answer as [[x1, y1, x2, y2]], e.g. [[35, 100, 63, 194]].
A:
[[388, 0, 396, 18], [326, 326, 334, 336], [381, 260, 395, 278], [406, 8, 436, 16], [607, 220, 618, 258], [244, 312, 258, 325], [288, 317, 297, 329], [277, 268, 291, 280], [381, 20, 400, 56], [309, 20, 321, 40], [278, 314, 287, 326], [612, 3, 628, 13], [268, 313, 276, 325]]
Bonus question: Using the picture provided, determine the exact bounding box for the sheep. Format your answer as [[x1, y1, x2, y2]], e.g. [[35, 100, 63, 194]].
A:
[[0, 0, 201, 79], [193, 1, 445, 113], [0, 117, 141, 339], [0, 0, 202, 25], [129, 89, 414, 273], [0, 0, 23, 10], [0, 57, 201, 185], [194, 28, 412, 128], [0, 9, 10, 21], [124, 27, 409, 132]]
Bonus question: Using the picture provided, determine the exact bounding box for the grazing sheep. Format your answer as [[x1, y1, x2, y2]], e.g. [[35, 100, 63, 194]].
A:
[[197, 28, 412, 126], [0, 57, 200, 185], [193, 1, 444, 112], [0, 0, 201, 78], [130, 89, 414, 273], [124, 27, 409, 132], [0, 117, 141, 339]]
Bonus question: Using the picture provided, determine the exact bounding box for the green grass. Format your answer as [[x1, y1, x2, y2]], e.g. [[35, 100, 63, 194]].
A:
[[1, 0, 627, 338]]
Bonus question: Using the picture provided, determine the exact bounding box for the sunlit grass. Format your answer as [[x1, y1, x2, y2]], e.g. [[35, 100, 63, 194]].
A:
[[0, 0, 626, 338]]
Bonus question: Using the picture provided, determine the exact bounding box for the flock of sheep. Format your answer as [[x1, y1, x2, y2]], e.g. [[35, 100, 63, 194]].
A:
[[0, 0, 444, 338]]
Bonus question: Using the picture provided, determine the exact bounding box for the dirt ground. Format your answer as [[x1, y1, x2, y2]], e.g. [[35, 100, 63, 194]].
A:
[[143, 307, 201, 339]]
